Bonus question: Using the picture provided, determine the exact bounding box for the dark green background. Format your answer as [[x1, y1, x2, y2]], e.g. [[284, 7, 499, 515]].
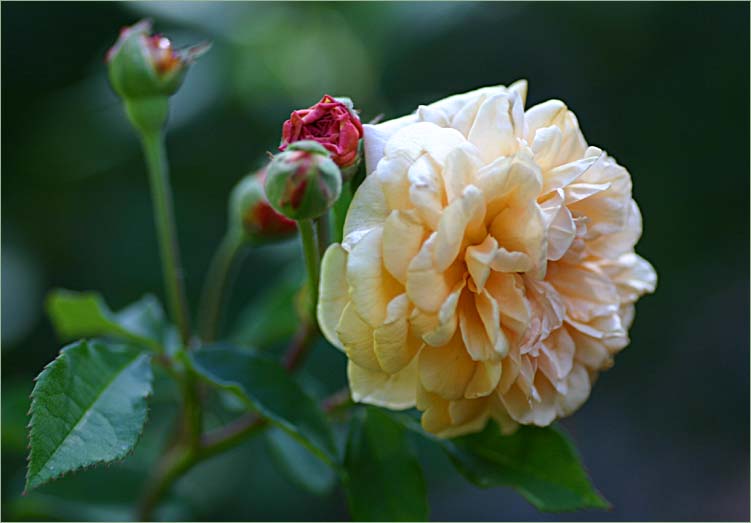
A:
[[2, 2, 748, 521]]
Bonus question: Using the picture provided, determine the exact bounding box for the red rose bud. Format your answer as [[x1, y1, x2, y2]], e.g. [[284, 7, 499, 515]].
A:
[[264, 141, 342, 221], [279, 95, 364, 177], [230, 169, 297, 245], [106, 20, 210, 133]]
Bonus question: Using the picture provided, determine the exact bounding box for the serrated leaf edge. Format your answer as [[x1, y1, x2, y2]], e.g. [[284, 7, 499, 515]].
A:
[[25, 340, 153, 492]]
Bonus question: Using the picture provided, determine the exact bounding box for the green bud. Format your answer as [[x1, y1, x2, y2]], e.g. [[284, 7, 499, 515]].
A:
[[264, 141, 342, 221], [106, 19, 209, 134], [229, 169, 297, 244]]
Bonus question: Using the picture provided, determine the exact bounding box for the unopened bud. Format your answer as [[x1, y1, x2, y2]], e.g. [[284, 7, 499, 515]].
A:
[[106, 19, 209, 134], [229, 169, 297, 244], [264, 141, 342, 221], [279, 95, 363, 181]]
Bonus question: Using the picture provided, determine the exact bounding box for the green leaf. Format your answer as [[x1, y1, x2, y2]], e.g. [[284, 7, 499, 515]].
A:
[[265, 427, 336, 495], [451, 422, 609, 511], [26, 340, 153, 491], [229, 270, 302, 348], [344, 407, 428, 521], [397, 415, 608, 512], [46, 290, 168, 351], [189, 345, 337, 464]]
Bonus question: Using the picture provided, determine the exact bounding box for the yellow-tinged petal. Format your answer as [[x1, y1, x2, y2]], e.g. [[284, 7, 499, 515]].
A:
[[485, 272, 531, 339], [337, 302, 379, 371], [376, 155, 414, 212], [386, 121, 468, 165], [446, 397, 491, 436], [346, 227, 401, 327], [433, 185, 486, 272], [373, 294, 422, 374], [588, 199, 642, 258], [418, 335, 475, 400], [567, 151, 632, 239], [489, 203, 545, 269], [465, 235, 497, 292], [412, 276, 466, 347], [418, 386, 490, 438], [477, 290, 509, 358], [465, 360, 502, 399], [382, 210, 425, 284], [467, 91, 525, 163], [342, 172, 389, 251], [417, 386, 453, 434], [458, 292, 505, 361], [508, 79, 528, 106], [407, 153, 445, 230], [317, 243, 349, 350], [556, 364, 591, 417], [497, 349, 521, 394], [442, 142, 483, 203], [542, 152, 600, 194], [348, 358, 418, 410], [547, 262, 619, 323], [539, 190, 576, 261], [490, 247, 532, 273], [538, 327, 575, 383], [489, 395, 520, 434], [525, 100, 587, 167], [530, 125, 563, 172], [406, 233, 459, 312]]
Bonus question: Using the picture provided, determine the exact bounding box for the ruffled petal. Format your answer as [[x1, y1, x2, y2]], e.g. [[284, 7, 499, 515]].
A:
[[348, 357, 418, 409], [382, 210, 425, 284], [373, 294, 422, 374], [434, 185, 486, 271], [467, 91, 525, 163], [419, 335, 475, 400]]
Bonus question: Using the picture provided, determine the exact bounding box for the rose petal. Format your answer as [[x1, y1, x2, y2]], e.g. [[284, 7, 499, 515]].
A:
[[346, 226, 401, 327], [373, 294, 422, 374], [336, 302, 379, 371], [433, 185, 486, 272], [419, 335, 475, 400], [382, 210, 425, 284], [317, 243, 349, 350], [465, 360, 502, 399], [348, 357, 418, 409], [467, 91, 525, 163]]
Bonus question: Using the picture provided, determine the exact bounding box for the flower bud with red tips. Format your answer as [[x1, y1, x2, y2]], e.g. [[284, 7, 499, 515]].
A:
[[279, 95, 364, 180], [229, 169, 297, 245], [265, 141, 342, 221], [106, 19, 210, 134]]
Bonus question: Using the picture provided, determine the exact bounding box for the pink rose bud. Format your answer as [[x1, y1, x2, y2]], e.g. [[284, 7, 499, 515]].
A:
[[279, 95, 364, 174], [230, 168, 297, 244]]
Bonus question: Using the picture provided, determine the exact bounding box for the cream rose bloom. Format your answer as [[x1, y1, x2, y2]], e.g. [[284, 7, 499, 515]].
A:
[[317, 81, 656, 437]]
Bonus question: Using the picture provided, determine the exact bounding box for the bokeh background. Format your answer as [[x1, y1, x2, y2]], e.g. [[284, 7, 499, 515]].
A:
[[2, 2, 749, 521]]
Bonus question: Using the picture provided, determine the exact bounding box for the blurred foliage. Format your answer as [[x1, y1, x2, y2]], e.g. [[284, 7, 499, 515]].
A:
[[2, 2, 748, 521]]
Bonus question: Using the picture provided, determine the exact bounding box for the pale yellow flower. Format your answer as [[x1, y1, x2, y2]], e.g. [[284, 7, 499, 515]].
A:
[[318, 82, 656, 437]]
